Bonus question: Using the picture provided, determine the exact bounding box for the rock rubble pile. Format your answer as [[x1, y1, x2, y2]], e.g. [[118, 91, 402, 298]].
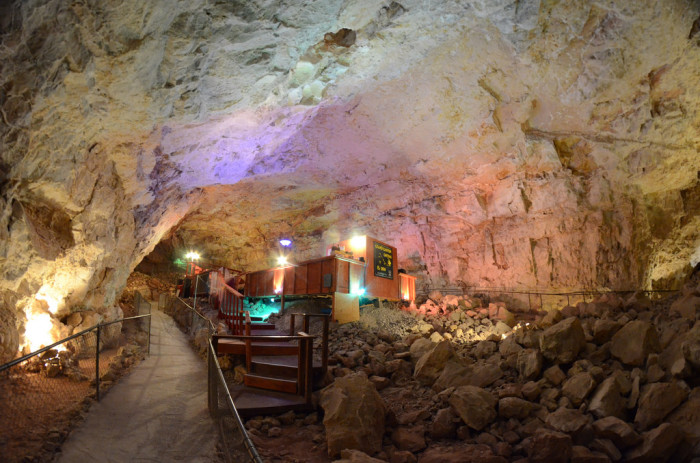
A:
[[311, 280, 700, 462]]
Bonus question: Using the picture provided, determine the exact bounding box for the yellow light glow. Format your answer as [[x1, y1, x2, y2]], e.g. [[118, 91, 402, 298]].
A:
[[35, 292, 60, 315], [186, 251, 200, 260], [350, 235, 366, 251], [22, 307, 65, 353], [277, 255, 288, 266]]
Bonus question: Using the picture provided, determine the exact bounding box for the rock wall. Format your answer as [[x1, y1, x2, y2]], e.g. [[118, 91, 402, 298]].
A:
[[1, 0, 700, 362]]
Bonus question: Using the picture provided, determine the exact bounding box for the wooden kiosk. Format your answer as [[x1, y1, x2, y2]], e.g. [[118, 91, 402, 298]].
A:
[[244, 235, 416, 323]]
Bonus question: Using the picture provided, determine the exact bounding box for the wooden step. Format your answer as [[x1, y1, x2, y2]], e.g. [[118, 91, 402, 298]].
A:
[[251, 355, 323, 378], [216, 339, 298, 356], [249, 322, 277, 330], [228, 384, 309, 417], [244, 373, 298, 394], [249, 328, 284, 336]]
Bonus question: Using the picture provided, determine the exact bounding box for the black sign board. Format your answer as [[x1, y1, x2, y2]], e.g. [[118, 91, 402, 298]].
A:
[[373, 241, 393, 279]]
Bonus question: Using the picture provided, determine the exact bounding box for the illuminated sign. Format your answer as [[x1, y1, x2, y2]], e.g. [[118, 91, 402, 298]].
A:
[[373, 241, 393, 279]]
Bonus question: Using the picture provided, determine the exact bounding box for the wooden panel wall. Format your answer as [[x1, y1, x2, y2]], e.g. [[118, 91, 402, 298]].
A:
[[245, 256, 372, 298], [364, 238, 399, 300], [336, 260, 349, 293], [321, 259, 335, 294], [294, 265, 308, 294], [283, 266, 296, 295]]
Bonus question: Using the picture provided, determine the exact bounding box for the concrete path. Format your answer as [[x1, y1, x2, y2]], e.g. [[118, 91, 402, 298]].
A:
[[58, 306, 220, 463]]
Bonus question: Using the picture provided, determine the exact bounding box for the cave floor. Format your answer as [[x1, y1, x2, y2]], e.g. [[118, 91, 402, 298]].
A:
[[56, 305, 221, 462]]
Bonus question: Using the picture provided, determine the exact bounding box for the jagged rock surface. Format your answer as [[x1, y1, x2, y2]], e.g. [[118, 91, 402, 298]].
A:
[[1, 1, 700, 364], [314, 287, 700, 462]]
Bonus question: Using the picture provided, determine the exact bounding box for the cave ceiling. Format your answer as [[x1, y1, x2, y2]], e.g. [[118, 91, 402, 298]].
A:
[[1, 0, 700, 361]]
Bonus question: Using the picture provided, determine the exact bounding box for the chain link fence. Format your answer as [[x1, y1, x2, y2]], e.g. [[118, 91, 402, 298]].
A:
[[419, 286, 680, 312], [0, 292, 152, 462]]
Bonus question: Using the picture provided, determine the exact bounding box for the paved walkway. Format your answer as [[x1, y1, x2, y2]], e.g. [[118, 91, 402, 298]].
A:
[[58, 306, 220, 463]]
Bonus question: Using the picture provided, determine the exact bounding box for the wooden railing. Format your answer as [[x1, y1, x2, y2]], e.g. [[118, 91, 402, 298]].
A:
[[210, 271, 246, 334], [289, 313, 329, 375], [214, 330, 316, 402]]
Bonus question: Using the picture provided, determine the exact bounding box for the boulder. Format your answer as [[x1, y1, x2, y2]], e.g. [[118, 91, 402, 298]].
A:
[[527, 429, 573, 463], [517, 349, 543, 380], [474, 340, 498, 358], [514, 327, 541, 348], [432, 360, 470, 391], [545, 407, 591, 435], [493, 306, 516, 327], [592, 416, 642, 449], [634, 382, 688, 430], [625, 422, 683, 463], [320, 373, 385, 457], [409, 337, 434, 363], [428, 290, 443, 303], [66, 312, 83, 327], [667, 390, 700, 447], [429, 408, 457, 439], [449, 385, 497, 431], [624, 292, 652, 311], [570, 445, 612, 463], [539, 309, 564, 328], [610, 321, 660, 366], [498, 397, 533, 419], [544, 365, 567, 386], [464, 362, 503, 388], [336, 449, 386, 463], [659, 334, 692, 378], [418, 445, 503, 463], [589, 376, 625, 419], [390, 450, 417, 463], [682, 322, 700, 369], [391, 426, 426, 452], [522, 381, 542, 401], [670, 293, 700, 320], [414, 340, 455, 386], [443, 294, 460, 308], [590, 438, 622, 461], [499, 335, 523, 357], [539, 317, 586, 364], [562, 372, 597, 406], [592, 319, 620, 344]]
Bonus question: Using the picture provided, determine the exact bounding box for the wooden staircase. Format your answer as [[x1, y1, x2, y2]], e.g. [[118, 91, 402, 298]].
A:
[[212, 312, 330, 417]]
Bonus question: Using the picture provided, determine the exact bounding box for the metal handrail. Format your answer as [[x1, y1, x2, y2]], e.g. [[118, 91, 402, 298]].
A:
[[420, 287, 680, 297], [0, 313, 152, 374], [213, 334, 316, 344], [176, 295, 216, 334], [208, 340, 263, 463], [416, 286, 681, 310]]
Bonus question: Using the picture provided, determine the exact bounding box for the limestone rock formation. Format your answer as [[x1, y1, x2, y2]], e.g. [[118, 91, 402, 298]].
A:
[[321, 286, 700, 462], [539, 317, 586, 364], [320, 373, 386, 458], [610, 321, 661, 366], [413, 340, 455, 386], [448, 385, 497, 431], [634, 382, 688, 430], [1, 0, 699, 366]]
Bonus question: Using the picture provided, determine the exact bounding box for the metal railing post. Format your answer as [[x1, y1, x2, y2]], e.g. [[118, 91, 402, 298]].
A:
[[95, 324, 101, 402], [148, 301, 152, 355]]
